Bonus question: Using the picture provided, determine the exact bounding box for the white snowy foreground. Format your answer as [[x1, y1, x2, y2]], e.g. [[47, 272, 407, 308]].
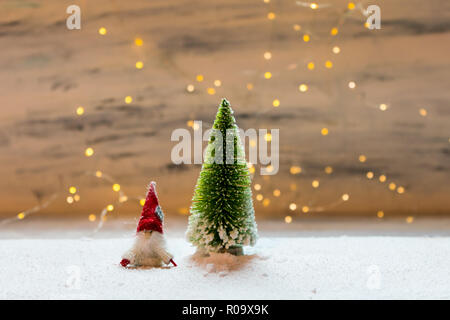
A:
[[1, 227, 449, 299]]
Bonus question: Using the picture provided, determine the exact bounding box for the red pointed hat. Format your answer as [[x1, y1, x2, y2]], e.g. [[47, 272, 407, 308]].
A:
[[136, 181, 164, 233]]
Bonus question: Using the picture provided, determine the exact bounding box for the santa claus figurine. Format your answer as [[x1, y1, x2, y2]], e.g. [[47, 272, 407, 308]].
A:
[[120, 181, 177, 268]]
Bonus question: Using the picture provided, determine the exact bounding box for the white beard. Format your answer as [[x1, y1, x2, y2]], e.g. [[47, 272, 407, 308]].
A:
[[122, 231, 173, 267]]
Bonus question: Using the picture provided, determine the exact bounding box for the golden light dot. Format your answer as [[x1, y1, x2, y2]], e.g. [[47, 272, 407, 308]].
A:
[[285, 216, 292, 224], [186, 84, 195, 93], [264, 133, 272, 141], [207, 87, 216, 95], [303, 34, 310, 42], [377, 210, 384, 218], [388, 182, 396, 191], [348, 2, 355, 10], [139, 198, 146, 206], [359, 154, 367, 163], [379, 103, 388, 111], [397, 186, 405, 194], [325, 166, 333, 174], [272, 99, 280, 107], [366, 171, 374, 179], [98, 27, 107, 35], [17, 212, 25, 220], [95, 170, 102, 178], [273, 189, 281, 197], [290, 183, 297, 191], [325, 60, 333, 69], [321, 128, 329, 136], [264, 0, 270, 3], [299, 84, 308, 92], [192, 122, 200, 130], [76, 106, 84, 116], [124, 96, 133, 104], [187, 120, 194, 127], [249, 140, 257, 147], [196, 74, 204, 82], [73, 194, 80, 202], [263, 198, 270, 207], [310, 3, 318, 9], [265, 165, 274, 173], [254, 183, 261, 191], [178, 207, 189, 215], [214, 80, 222, 87], [330, 27, 338, 36], [290, 166, 302, 175], [249, 166, 255, 174], [134, 38, 143, 46], [332, 46, 341, 54], [302, 206, 309, 213], [102, 215, 108, 222], [419, 108, 427, 117], [264, 51, 272, 60], [246, 83, 254, 90], [406, 216, 414, 224], [293, 24, 301, 31], [348, 81, 356, 89], [66, 196, 74, 204], [85, 147, 94, 157], [307, 62, 315, 70], [69, 186, 77, 194], [267, 12, 276, 20], [88, 214, 96, 222], [364, 22, 370, 29], [119, 195, 128, 203], [112, 184, 121, 192], [312, 180, 320, 188], [342, 194, 350, 201], [135, 61, 144, 69], [289, 203, 297, 211], [379, 174, 387, 183], [256, 194, 264, 201], [106, 204, 114, 212], [264, 72, 272, 79]]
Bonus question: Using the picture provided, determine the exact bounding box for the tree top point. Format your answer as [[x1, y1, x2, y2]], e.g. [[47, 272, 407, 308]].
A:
[[220, 98, 230, 108]]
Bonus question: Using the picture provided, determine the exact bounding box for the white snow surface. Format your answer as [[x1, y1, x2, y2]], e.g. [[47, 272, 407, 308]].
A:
[[1, 231, 449, 299]]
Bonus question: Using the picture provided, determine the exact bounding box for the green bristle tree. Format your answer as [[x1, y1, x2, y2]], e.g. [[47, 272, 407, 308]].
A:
[[186, 98, 257, 255]]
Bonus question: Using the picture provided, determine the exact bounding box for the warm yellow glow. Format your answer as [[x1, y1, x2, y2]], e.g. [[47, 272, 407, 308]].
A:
[[124, 96, 133, 104], [342, 194, 350, 201], [325, 60, 333, 69], [273, 189, 281, 197], [66, 196, 74, 204], [397, 186, 405, 194], [135, 38, 143, 46], [290, 183, 297, 191], [76, 106, 84, 116], [106, 205, 114, 212], [348, 2, 355, 10], [307, 62, 315, 70], [377, 210, 384, 218], [249, 166, 255, 174], [17, 212, 25, 220], [348, 81, 356, 89], [310, 3, 318, 9], [264, 72, 272, 79], [321, 128, 329, 136], [285, 216, 292, 224], [98, 27, 107, 35], [406, 216, 414, 224], [419, 108, 427, 117], [112, 184, 121, 192], [267, 12, 276, 20], [293, 24, 301, 31], [119, 195, 128, 203], [249, 140, 257, 147], [256, 194, 263, 201], [263, 198, 270, 207], [325, 166, 333, 174], [330, 27, 338, 36], [265, 165, 274, 173], [187, 120, 194, 127], [364, 22, 370, 29], [178, 207, 189, 215], [85, 147, 94, 157], [196, 74, 204, 82], [299, 84, 308, 92], [264, 133, 272, 141], [135, 61, 144, 69], [264, 0, 270, 3], [303, 34, 310, 42], [140, 198, 146, 206], [366, 171, 374, 179], [332, 46, 341, 54], [207, 88, 216, 95], [272, 99, 280, 107], [186, 84, 195, 92], [389, 182, 396, 191], [312, 180, 320, 188], [359, 155, 367, 163], [302, 206, 309, 213], [379, 103, 388, 111], [290, 166, 302, 175], [246, 83, 254, 90], [254, 183, 261, 191], [192, 122, 200, 130], [95, 170, 102, 178], [214, 80, 222, 87], [379, 175, 387, 182], [289, 203, 297, 211], [264, 51, 272, 60], [73, 194, 80, 202], [88, 214, 96, 222], [69, 186, 77, 194]]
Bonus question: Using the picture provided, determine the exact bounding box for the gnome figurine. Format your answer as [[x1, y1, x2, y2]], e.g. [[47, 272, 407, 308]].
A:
[[120, 181, 177, 268]]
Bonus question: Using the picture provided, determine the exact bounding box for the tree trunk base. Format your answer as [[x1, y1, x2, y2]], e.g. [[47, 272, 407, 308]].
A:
[[219, 245, 244, 256]]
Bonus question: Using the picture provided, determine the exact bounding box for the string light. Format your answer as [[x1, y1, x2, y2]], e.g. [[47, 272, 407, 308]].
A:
[[98, 27, 107, 35], [263, 199, 270, 207], [388, 182, 396, 191], [214, 80, 222, 87], [307, 62, 315, 70], [76, 106, 84, 116], [299, 84, 308, 92], [66, 196, 74, 204], [273, 189, 281, 197], [310, 3, 318, 9], [256, 194, 263, 201], [293, 24, 301, 31], [289, 203, 297, 211], [264, 133, 272, 141], [379, 175, 387, 183], [379, 103, 388, 111], [264, 72, 272, 79], [321, 128, 329, 136], [347, 2, 355, 10], [342, 194, 350, 201], [284, 216, 292, 224], [85, 147, 94, 157], [246, 83, 254, 90], [186, 84, 195, 93], [124, 96, 133, 104], [267, 12, 276, 20], [140, 198, 146, 206], [325, 60, 333, 69], [135, 61, 144, 69], [95, 170, 102, 178], [359, 154, 367, 163], [17, 212, 25, 220], [112, 184, 121, 192], [348, 81, 356, 89], [106, 204, 114, 212], [254, 184, 261, 191], [69, 186, 77, 194], [332, 46, 340, 54], [196, 74, 204, 82], [302, 206, 309, 213], [366, 171, 374, 179], [419, 108, 427, 117], [377, 210, 384, 218], [406, 216, 414, 224], [397, 186, 405, 194], [303, 34, 310, 42], [272, 99, 280, 107], [312, 180, 320, 188], [73, 194, 80, 202], [290, 166, 302, 174], [264, 52, 272, 60], [207, 88, 216, 95], [88, 214, 96, 222], [330, 27, 338, 36], [325, 166, 333, 174], [134, 38, 143, 46]]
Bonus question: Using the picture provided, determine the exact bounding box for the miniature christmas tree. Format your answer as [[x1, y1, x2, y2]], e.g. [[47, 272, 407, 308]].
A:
[[186, 98, 257, 255]]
